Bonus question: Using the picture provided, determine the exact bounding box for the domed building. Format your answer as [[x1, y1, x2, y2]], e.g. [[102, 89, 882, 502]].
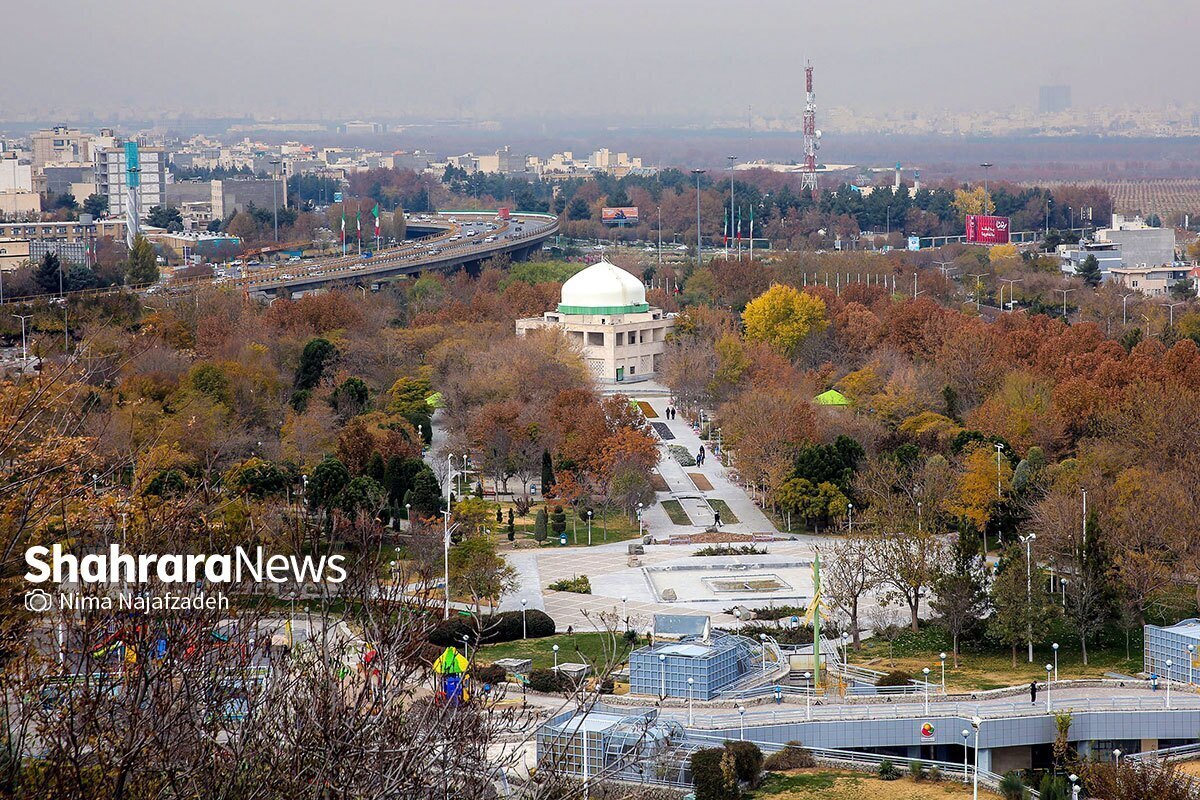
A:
[[515, 259, 674, 383]]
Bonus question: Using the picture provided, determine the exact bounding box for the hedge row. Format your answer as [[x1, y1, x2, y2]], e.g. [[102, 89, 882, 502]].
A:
[[427, 609, 555, 647]]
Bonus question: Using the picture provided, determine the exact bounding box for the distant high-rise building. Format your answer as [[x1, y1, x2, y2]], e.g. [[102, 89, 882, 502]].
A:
[[31, 126, 93, 170], [1038, 85, 1071, 114], [94, 144, 165, 222]]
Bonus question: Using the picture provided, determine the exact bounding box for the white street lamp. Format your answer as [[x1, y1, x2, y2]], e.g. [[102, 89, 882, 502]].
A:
[[760, 633, 768, 676], [521, 598, 527, 639], [847, 503, 853, 532], [586, 509, 593, 546], [621, 595, 628, 630], [1189, 644, 1195, 685], [1069, 773, 1079, 800], [1052, 642, 1059, 682], [1166, 659, 1173, 708], [637, 502, 644, 538], [923, 667, 931, 714], [1113, 748, 1121, 766], [734, 608, 742, 634], [738, 705, 745, 740], [1019, 532, 1036, 663], [940, 652, 947, 693], [659, 653, 666, 699], [687, 677, 695, 726], [1045, 664, 1053, 712], [961, 729, 970, 783], [971, 716, 983, 800], [552, 644, 559, 672]]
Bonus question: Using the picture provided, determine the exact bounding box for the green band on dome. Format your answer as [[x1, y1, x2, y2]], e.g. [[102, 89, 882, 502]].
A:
[[557, 303, 649, 315]]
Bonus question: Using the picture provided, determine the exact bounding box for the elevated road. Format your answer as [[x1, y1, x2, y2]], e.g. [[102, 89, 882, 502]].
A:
[[220, 211, 557, 299]]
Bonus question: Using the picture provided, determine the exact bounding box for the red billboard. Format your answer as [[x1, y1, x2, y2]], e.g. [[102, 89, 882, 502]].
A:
[[965, 214, 1011, 244], [601, 206, 639, 225]]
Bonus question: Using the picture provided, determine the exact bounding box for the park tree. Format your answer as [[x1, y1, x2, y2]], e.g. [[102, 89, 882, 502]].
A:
[[449, 536, 517, 614], [307, 455, 351, 511], [541, 449, 556, 493], [931, 528, 988, 666], [533, 507, 548, 542], [947, 443, 1013, 534], [407, 466, 442, 518], [1063, 512, 1116, 665], [82, 192, 108, 217], [867, 531, 947, 632], [741, 283, 828, 358], [988, 545, 1058, 666], [294, 337, 336, 390], [125, 234, 159, 284], [823, 535, 877, 648], [1076, 254, 1102, 287], [147, 204, 184, 231], [33, 251, 63, 294]]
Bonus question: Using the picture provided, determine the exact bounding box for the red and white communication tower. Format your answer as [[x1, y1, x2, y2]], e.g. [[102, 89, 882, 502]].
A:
[[800, 60, 821, 199]]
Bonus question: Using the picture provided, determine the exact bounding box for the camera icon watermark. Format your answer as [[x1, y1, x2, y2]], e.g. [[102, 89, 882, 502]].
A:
[[24, 589, 54, 612]]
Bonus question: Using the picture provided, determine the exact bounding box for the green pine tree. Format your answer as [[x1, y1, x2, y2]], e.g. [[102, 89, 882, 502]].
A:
[[533, 507, 548, 543], [125, 235, 159, 285], [1076, 254, 1101, 288], [541, 450, 556, 493]]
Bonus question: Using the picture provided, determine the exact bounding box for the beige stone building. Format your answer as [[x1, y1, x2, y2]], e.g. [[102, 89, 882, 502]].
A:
[[516, 259, 673, 384]]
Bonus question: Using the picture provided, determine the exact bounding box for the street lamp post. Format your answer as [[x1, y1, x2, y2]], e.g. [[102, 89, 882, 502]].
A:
[[621, 595, 628, 630], [940, 652, 947, 692], [1069, 774, 1079, 800], [961, 729, 971, 783], [1061, 578, 1068, 607], [1045, 664, 1053, 712], [1188, 644, 1195, 685], [1122, 293, 1135, 326], [995, 443, 1005, 498], [971, 717, 982, 800], [637, 502, 643, 538], [687, 677, 695, 725], [11, 314, 31, 367], [659, 653, 666, 699], [1054, 287, 1076, 320], [847, 503, 853, 532], [923, 667, 931, 714], [587, 509, 593, 546], [692, 169, 706, 265], [1052, 642, 1059, 682], [738, 705, 745, 740], [1166, 660, 1173, 708], [967, 272, 990, 312], [1019, 533, 1037, 662], [759, 633, 768, 676], [1000, 278, 1023, 312], [734, 608, 741, 634], [1113, 748, 1121, 767], [521, 598, 527, 639], [552, 644, 559, 672]]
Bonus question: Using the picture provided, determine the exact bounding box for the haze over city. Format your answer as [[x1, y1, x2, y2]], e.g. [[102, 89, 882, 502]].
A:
[[2, 0, 1196, 122]]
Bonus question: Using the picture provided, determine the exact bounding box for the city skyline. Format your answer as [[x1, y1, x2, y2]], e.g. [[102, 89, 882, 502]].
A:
[[1, 0, 1195, 122]]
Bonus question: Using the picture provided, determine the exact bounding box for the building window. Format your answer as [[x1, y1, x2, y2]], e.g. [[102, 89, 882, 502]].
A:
[[586, 331, 604, 346], [616, 332, 625, 346]]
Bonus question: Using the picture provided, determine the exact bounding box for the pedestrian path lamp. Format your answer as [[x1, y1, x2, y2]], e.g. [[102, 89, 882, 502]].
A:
[[521, 598, 527, 639], [687, 677, 695, 725], [1045, 664, 1053, 712], [940, 652, 947, 692], [760, 633, 768, 676], [961, 729, 970, 783], [1189, 644, 1195, 685], [923, 667, 931, 714], [659, 653, 666, 699], [637, 503, 644, 537], [552, 644, 559, 672], [738, 705, 745, 740], [1166, 660, 1173, 708], [1113, 748, 1121, 766], [586, 509, 593, 545], [1069, 773, 1079, 800], [1052, 642, 1059, 682]]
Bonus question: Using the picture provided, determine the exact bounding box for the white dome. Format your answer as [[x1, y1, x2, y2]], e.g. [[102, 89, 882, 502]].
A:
[[559, 260, 647, 314]]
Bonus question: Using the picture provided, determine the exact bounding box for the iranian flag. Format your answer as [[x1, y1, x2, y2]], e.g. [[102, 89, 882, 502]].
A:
[[372, 203, 380, 236]]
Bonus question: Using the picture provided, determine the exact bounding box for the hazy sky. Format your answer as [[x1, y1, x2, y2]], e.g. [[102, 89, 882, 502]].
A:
[[2, 0, 1195, 121]]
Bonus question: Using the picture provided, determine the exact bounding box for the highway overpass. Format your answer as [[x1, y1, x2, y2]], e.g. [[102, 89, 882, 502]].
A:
[[223, 211, 558, 300]]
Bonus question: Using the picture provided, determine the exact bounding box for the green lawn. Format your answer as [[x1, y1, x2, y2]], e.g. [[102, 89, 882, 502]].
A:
[[507, 509, 644, 546], [708, 499, 740, 524], [849, 622, 1144, 691], [478, 632, 635, 671], [661, 499, 692, 525]]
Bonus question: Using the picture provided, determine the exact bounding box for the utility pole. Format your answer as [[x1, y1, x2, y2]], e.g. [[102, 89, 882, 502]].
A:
[[11, 313, 31, 367], [270, 157, 282, 243], [980, 163, 993, 210], [1000, 277, 1023, 312]]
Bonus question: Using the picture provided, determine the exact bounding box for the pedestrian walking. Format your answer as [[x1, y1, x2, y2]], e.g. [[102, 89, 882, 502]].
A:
[[714, 509, 722, 527], [1030, 681, 1037, 705], [698, 445, 706, 465]]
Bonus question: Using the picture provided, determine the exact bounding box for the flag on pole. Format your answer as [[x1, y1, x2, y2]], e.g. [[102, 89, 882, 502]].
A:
[[736, 206, 742, 241], [340, 208, 346, 247], [723, 208, 728, 246], [372, 203, 380, 236]]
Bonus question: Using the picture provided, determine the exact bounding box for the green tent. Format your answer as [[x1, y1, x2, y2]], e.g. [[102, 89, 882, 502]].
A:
[[425, 391, 445, 409], [814, 389, 850, 406]]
